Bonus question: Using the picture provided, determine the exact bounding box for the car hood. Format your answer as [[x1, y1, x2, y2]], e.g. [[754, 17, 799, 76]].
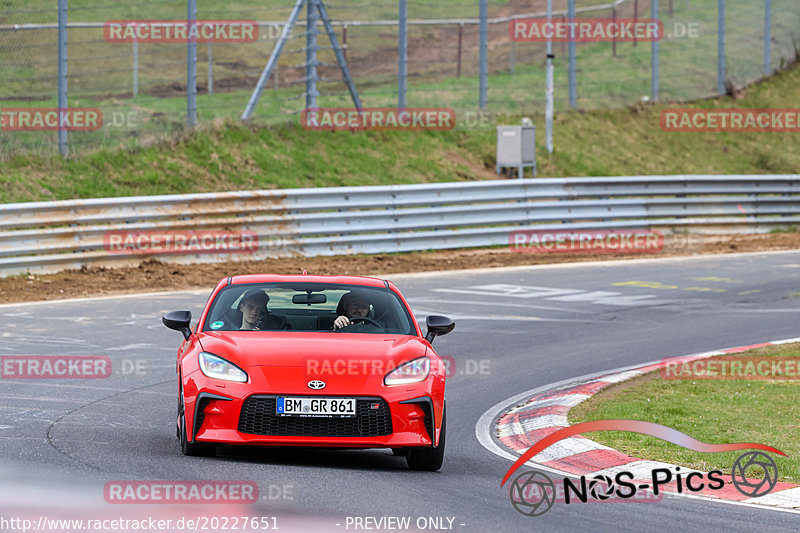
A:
[[197, 331, 429, 369]]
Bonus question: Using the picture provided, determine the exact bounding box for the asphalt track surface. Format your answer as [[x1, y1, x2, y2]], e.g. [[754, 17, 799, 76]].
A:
[[1, 251, 800, 532]]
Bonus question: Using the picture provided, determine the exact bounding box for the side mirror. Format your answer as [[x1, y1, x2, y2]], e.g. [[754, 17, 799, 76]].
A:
[[163, 310, 193, 340], [425, 315, 455, 344]]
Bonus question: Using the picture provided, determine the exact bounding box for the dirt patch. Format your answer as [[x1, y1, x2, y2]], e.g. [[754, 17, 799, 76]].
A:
[[3, 233, 799, 305]]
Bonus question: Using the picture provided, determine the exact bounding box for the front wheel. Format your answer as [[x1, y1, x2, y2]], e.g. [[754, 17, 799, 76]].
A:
[[180, 412, 215, 457], [406, 406, 446, 471]]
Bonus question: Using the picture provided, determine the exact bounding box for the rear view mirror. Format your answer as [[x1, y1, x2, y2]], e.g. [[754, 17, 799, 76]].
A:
[[292, 293, 327, 305], [163, 310, 192, 340], [425, 315, 455, 344]]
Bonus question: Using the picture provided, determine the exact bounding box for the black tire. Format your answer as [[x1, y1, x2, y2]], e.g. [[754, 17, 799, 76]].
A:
[[406, 406, 446, 471]]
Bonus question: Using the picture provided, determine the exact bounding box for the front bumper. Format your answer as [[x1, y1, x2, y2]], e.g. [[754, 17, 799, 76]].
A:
[[183, 367, 443, 449]]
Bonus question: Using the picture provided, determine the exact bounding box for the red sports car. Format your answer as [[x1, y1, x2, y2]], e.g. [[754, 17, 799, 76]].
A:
[[162, 274, 455, 470]]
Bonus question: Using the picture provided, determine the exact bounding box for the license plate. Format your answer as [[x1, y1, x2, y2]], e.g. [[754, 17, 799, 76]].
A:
[[276, 397, 357, 418]]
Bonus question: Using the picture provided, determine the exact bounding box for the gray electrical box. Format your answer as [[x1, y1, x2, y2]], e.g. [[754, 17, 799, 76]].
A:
[[496, 120, 537, 178]]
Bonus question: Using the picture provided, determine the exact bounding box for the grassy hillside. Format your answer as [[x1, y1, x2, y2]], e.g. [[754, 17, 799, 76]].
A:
[[0, 58, 798, 203]]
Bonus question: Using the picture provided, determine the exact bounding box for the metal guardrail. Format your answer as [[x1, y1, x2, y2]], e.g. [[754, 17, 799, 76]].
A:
[[0, 175, 798, 276]]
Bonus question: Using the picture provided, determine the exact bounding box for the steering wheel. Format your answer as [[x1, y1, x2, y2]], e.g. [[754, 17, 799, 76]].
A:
[[347, 316, 383, 328]]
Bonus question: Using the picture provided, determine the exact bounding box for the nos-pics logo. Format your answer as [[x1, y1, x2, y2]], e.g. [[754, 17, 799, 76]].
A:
[[501, 420, 784, 517]]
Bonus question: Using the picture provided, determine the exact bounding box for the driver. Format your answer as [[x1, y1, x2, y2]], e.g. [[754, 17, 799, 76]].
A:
[[239, 289, 289, 331], [333, 291, 373, 331]]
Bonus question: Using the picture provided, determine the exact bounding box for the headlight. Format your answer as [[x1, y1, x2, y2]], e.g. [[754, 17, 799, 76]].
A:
[[198, 352, 248, 383], [384, 357, 430, 386]]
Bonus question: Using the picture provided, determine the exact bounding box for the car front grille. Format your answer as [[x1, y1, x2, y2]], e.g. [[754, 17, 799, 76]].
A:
[[238, 396, 392, 437]]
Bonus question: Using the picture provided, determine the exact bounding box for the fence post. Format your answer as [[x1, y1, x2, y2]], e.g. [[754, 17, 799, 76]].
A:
[[633, 0, 638, 47], [275, 34, 280, 89], [568, 0, 576, 108], [546, 0, 553, 154], [456, 23, 463, 78], [342, 24, 347, 62], [612, 7, 617, 57], [479, 0, 488, 109], [717, 0, 725, 95], [510, 39, 516, 74], [306, 0, 319, 108], [651, 0, 660, 102], [187, 0, 197, 127], [57, 0, 68, 157], [398, 0, 408, 108], [132, 31, 139, 97], [764, 0, 772, 76], [207, 42, 213, 95]]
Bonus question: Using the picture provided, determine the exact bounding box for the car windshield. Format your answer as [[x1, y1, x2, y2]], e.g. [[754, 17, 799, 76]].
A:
[[203, 282, 417, 335]]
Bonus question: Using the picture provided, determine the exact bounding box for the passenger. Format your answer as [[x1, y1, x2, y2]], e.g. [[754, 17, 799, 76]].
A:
[[239, 289, 289, 331]]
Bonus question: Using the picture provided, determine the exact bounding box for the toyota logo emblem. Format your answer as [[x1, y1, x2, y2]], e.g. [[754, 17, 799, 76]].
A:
[[307, 380, 326, 390]]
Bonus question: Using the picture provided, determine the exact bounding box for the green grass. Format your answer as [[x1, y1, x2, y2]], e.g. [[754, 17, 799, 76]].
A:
[[2, 55, 800, 203], [569, 343, 800, 483]]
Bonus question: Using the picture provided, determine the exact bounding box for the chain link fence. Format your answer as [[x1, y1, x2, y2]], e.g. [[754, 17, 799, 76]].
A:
[[1, 0, 798, 159]]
